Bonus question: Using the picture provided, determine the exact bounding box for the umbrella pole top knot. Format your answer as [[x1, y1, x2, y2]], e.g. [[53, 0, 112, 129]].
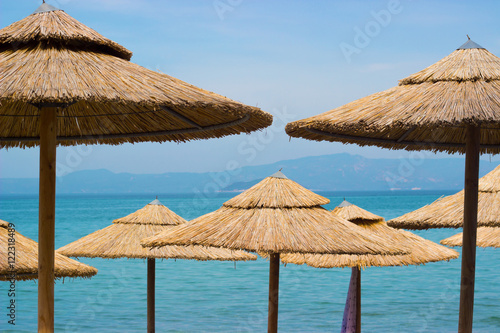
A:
[[337, 199, 353, 208], [149, 198, 163, 206], [457, 37, 484, 50], [270, 170, 288, 179], [33, 1, 60, 14]]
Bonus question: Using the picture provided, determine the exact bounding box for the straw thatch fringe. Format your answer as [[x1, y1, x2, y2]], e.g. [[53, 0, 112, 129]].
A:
[[58, 200, 256, 261], [0, 44, 268, 109], [0, 9, 132, 60], [0, 9, 273, 148], [400, 49, 500, 85], [0, 219, 98, 281], [477, 164, 500, 192], [265, 202, 459, 268], [285, 47, 500, 154], [280, 223, 459, 268], [142, 206, 408, 255], [57, 223, 256, 261], [223, 176, 330, 208], [331, 201, 383, 224], [441, 227, 500, 248], [0, 46, 272, 148], [388, 164, 500, 229], [142, 175, 410, 255]]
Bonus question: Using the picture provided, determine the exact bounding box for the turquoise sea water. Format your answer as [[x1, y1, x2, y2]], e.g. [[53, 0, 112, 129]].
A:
[[1, 191, 499, 332]]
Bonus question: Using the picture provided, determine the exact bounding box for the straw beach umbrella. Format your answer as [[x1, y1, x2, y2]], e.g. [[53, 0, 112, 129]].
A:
[[285, 39, 500, 332], [441, 227, 500, 248], [0, 3, 271, 331], [280, 200, 459, 333], [142, 171, 408, 333], [57, 199, 256, 333], [0, 219, 97, 281], [388, 163, 500, 229]]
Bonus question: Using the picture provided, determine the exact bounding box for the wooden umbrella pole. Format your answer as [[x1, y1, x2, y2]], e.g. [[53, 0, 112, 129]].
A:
[[458, 125, 480, 333], [341, 267, 361, 333], [356, 267, 361, 333], [147, 258, 155, 333], [268, 253, 280, 333], [38, 107, 57, 333]]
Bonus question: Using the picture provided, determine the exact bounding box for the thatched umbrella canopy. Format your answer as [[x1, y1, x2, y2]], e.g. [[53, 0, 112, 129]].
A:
[[388, 164, 500, 229], [279, 200, 458, 333], [0, 219, 97, 281], [285, 39, 500, 332], [331, 200, 383, 224], [285, 39, 500, 154], [441, 227, 500, 248], [142, 171, 408, 333], [0, 4, 273, 148], [283, 200, 459, 268], [57, 199, 256, 332], [0, 3, 271, 331]]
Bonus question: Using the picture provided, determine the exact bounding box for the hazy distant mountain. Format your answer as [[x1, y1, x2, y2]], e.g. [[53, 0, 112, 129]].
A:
[[0, 153, 497, 195]]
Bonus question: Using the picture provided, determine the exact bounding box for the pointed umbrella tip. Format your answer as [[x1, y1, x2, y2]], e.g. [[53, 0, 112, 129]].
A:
[[33, 1, 60, 14], [337, 199, 352, 208], [270, 170, 288, 179], [457, 38, 485, 50], [149, 198, 163, 206]]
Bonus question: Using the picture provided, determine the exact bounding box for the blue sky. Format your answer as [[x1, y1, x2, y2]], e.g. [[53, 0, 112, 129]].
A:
[[1, 0, 500, 178]]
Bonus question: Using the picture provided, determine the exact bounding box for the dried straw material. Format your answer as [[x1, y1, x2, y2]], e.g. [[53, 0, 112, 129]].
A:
[[0, 219, 97, 281], [0, 7, 273, 148], [277, 201, 458, 268], [57, 199, 254, 333], [223, 174, 330, 208], [388, 164, 500, 229], [142, 173, 409, 255], [281, 221, 459, 268], [0, 6, 132, 60], [441, 227, 500, 248], [113, 199, 185, 226], [332, 200, 383, 224], [285, 43, 500, 154], [277, 203, 458, 333], [57, 200, 256, 261]]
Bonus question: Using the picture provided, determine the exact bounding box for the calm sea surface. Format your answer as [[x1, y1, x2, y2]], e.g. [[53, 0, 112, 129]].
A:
[[1, 191, 499, 332]]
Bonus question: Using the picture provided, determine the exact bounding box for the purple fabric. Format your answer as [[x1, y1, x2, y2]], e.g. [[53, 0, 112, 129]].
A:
[[341, 267, 359, 333]]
